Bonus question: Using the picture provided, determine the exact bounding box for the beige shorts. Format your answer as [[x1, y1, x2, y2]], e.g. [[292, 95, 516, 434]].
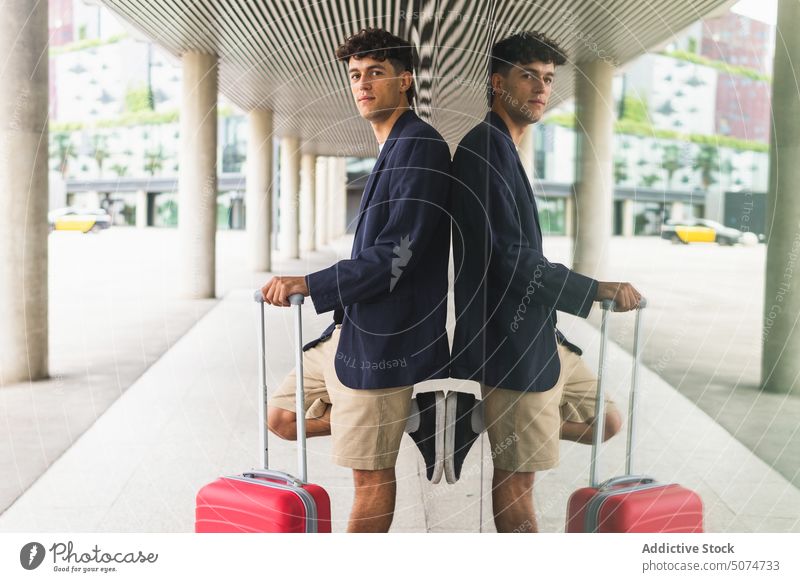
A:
[[268, 325, 414, 470], [482, 342, 619, 473]]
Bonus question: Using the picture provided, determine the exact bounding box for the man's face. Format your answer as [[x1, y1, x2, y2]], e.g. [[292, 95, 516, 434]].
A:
[[492, 60, 555, 124], [348, 56, 411, 121]]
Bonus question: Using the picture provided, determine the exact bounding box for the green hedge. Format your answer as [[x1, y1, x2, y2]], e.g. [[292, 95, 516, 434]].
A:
[[51, 109, 180, 132], [543, 113, 769, 153], [95, 109, 179, 128], [50, 33, 127, 56], [51, 106, 241, 132], [661, 50, 771, 83]]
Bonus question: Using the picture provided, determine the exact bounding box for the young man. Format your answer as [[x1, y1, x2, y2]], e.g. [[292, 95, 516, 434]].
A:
[[260, 28, 451, 533], [449, 31, 642, 532]]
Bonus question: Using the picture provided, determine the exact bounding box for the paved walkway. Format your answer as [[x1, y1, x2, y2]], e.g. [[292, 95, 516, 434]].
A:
[[2, 229, 798, 532], [0, 229, 215, 514], [548, 237, 800, 490], [1, 279, 798, 532]]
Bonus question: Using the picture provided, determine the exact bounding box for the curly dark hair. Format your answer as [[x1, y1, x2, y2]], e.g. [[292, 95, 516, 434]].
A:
[[335, 28, 416, 106], [489, 31, 567, 105]]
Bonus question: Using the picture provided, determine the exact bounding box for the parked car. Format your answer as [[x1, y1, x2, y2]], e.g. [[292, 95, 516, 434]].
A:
[[48, 207, 112, 233], [661, 218, 760, 246]]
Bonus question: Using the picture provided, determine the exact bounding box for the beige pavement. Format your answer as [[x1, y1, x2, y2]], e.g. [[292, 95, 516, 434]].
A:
[[1, 282, 798, 532]]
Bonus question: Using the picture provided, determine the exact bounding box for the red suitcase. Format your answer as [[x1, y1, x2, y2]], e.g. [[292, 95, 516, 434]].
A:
[[195, 292, 332, 533], [565, 299, 704, 533]]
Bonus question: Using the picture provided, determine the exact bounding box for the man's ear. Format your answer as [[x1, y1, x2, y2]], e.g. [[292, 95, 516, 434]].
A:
[[490, 72, 505, 97], [399, 69, 413, 93]]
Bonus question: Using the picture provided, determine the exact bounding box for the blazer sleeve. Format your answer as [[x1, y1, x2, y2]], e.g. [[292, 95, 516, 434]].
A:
[[305, 135, 450, 314], [455, 139, 597, 318]]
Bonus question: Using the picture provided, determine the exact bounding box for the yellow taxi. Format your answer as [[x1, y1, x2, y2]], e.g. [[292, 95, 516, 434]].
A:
[[48, 208, 112, 233], [661, 218, 758, 246]]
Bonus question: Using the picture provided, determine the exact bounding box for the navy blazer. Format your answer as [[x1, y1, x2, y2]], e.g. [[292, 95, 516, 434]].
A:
[[305, 110, 451, 389], [450, 111, 598, 392]]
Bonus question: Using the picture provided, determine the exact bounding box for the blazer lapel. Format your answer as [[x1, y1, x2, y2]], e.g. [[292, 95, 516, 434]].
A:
[[352, 141, 395, 244], [489, 111, 542, 233], [352, 111, 416, 239], [515, 151, 541, 227]]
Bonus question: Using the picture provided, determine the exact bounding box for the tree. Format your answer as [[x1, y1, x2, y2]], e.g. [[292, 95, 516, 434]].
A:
[[686, 74, 705, 87], [661, 144, 684, 189], [144, 146, 166, 176], [110, 164, 128, 177], [52, 132, 76, 178], [222, 143, 246, 173], [620, 95, 650, 123], [125, 85, 154, 112], [693, 145, 719, 190], [656, 100, 676, 115], [720, 158, 734, 176], [641, 174, 660, 188], [93, 135, 110, 177], [614, 157, 629, 184]]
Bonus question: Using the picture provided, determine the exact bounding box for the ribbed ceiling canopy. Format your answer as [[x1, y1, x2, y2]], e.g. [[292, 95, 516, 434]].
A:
[[99, 0, 735, 155]]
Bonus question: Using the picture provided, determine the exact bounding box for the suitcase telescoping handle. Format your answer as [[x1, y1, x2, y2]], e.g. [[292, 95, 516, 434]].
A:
[[589, 297, 647, 488], [597, 475, 655, 491], [242, 469, 303, 488], [253, 290, 308, 483]]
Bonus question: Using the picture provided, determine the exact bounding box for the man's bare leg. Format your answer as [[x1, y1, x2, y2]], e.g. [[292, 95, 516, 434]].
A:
[[348, 468, 397, 533], [268, 409, 397, 532], [267, 406, 332, 440], [560, 409, 622, 444], [491, 469, 536, 533]]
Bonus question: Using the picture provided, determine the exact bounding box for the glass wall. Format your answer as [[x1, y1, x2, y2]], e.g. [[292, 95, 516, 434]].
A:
[[535, 196, 566, 235], [152, 192, 177, 227], [633, 201, 667, 235], [100, 192, 135, 225], [217, 190, 245, 230]]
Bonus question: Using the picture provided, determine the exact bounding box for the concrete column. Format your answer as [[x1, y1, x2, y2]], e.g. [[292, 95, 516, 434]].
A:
[[327, 157, 347, 239], [246, 109, 273, 272], [300, 152, 316, 253], [518, 127, 535, 183], [670, 201, 685, 222], [564, 195, 575, 238], [573, 60, 614, 280], [762, 0, 800, 395], [622, 199, 635, 237], [178, 51, 218, 299], [86, 190, 101, 209], [135, 190, 148, 228], [279, 136, 300, 259], [315, 157, 329, 248], [0, 1, 48, 384], [338, 157, 348, 237], [326, 158, 337, 240]]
